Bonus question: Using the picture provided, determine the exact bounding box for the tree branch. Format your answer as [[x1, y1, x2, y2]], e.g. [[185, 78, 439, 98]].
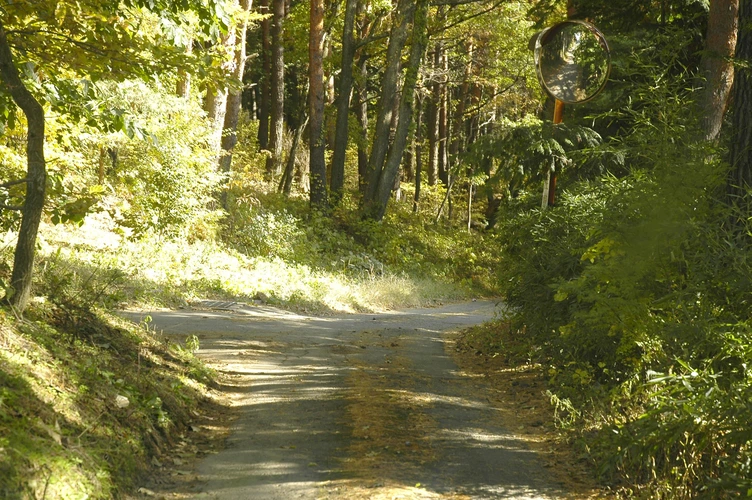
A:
[[0, 177, 28, 189], [429, 0, 507, 35], [459, 76, 523, 117], [0, 203, 23, 211], [354, 32, 389, 50], [430, 0, 485, 5]]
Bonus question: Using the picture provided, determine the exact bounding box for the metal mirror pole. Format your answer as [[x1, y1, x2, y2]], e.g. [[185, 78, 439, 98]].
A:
[[549, 99, 565, 206], [541, 99, 564, 209]]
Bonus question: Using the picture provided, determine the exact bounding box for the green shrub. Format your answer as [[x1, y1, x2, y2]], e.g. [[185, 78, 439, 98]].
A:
[[93, 81, 224, 238]]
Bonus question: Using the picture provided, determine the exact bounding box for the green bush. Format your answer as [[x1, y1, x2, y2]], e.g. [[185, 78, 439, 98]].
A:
[[93, 81, 224, 238]]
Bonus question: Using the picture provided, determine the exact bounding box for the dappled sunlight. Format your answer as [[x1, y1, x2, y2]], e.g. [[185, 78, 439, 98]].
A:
[[128, 301, 567, 499], [386, 389, 499, 411], [437, 428, 535, 449]]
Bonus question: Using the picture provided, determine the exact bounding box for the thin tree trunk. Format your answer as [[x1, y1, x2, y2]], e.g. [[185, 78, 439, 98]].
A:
[[330, 0, 358, 204], [466, 183, 473, 232], [369, 0, 429, 221], [258, 0, 271, 149], [435, 175, 455, 224], [450, 40, 473, 158], [482, 154, 501, 230], [413, 92, 423, 213], [363, 0, 416, 207], [266, 0, 285, 179], [727, 0, 752, 202], [354, 0, 372, 195], [176, 40, 193, 97], [220, 0, 253, 209], [98, 147, 106, 184], [204, 84, 229, 150], [404, 122, 415, 183], [0, 22, 46, 313], [205, 24, 237, 151], [309, 0, 328, 208], [355, 52, 369, 195], [469, 83, 482, 144], [438, 49, 449, 185], [280, 115, 309, 195], [427, 46, 441, 186], [699, 0, 739, 141]]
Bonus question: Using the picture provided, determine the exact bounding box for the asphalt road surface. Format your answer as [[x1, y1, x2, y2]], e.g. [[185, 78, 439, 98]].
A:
[[126, 301, 570, 499]]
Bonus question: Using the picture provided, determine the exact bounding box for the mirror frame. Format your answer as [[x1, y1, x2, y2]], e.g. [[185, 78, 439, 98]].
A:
[[534, 20, 611, 105]]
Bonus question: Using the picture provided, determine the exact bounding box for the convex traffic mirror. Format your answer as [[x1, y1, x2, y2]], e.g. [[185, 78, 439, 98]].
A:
[[534, 20, 611, 104]]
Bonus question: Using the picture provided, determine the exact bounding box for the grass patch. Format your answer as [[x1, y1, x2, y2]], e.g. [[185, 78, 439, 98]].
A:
[[0, 302, 223, 499], [29, 211, 471, 313]]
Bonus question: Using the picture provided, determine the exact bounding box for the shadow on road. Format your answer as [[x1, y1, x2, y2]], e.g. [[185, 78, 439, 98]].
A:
[[125, 302, 568, 499]]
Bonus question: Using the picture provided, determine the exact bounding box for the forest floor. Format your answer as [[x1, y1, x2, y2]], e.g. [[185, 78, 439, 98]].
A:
[[123, 300, 607, 499]]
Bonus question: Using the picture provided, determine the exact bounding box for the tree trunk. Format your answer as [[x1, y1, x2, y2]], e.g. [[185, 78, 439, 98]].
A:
[[204, 83, 229, 150], [438, 49, 449, 186], [403, 122, 415, 183], [330, 0, 358, 204], [450, 40, 473, 158], [220, 0, 253, 208], [727, 0, 752, 202], [368, 0, 429, 221], [280, 114, 309, 195], [309, 0, 328, 208], [699, 0, 739, 141], [413, 92, 423, 213], [427, 46, 441, 186], [258, 0, 271, 149], [265, 0, 285, 179], [466, 183, 473, 232], [355, 52, 369, 195], [363, 0, 416, 207], [0, 22, 46, 313], [176, 40, 193, 98], [204, 24, 237, 151]]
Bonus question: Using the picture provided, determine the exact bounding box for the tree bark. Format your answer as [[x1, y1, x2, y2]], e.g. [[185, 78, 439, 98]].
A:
[[220, 0, 253, 208], [727, 0, 752, 201], [176, 39, 193, 98], [450, 39, 473, 158], [438, 48, 449, 186], [699, 0, 739, 141], [330, 0, 358, 204], [265, 0, 285, 179], [355, 0, 372, 195], [427, 46, 441, 186], [355, 52, 370, 195], [258, 0, 271, 149], [204, 83, 229, 150], [413, 92, 424, 213], [309, 0, 328, 208], [204, 24, 237, 151], [280, 114, 309, 195], [0, 22, 46, 313], [363, 0, 416, 208], [368, 0, 429, 221]]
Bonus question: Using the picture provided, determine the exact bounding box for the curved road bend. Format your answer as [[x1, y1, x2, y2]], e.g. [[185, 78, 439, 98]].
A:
[[126, 301, 570, 500]]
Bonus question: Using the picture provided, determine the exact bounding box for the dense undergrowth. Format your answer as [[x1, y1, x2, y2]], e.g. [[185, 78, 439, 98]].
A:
[[460, 26, 752, 499]]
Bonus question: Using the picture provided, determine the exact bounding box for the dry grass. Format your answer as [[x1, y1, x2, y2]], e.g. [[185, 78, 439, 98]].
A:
[[30, 214, 464, 314]]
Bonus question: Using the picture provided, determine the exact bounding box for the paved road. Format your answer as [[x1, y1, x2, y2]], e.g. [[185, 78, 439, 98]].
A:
[[126, 301, 567, 499]]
